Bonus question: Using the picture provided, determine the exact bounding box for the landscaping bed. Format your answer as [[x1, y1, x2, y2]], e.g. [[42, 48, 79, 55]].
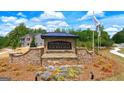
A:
[[99, 49, 124, 80], [0, 49, 119, 81]]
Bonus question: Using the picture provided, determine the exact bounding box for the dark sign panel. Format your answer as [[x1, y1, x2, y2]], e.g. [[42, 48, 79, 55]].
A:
[[48, 41, 72, 50]]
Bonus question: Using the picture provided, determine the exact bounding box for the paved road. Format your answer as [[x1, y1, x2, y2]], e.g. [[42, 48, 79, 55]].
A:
[[110, 47, 124, 58]]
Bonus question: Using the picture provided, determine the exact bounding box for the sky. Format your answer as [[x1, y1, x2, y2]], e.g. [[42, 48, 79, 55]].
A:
[[0, 11, 124, 37]]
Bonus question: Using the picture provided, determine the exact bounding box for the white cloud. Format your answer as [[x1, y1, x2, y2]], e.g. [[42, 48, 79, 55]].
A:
[[15, 18, 28, 24], [0, 16, 28, 25], [58, 22, 69, 27], [28, 11, 67, 31], [47, 20, 69, 28], [29, 19, 69, 32], [99, 14, 124, 37], [78, 24, 94, 29], [0, 31, 9, 36], [2, 23, 16, 29], [0, 23, 16, 36], [96, 14, 124, 37], [101, 14, 124, 27], [46, 20, 69, 32], [30, 17, 41, 22], [0, 12, 66, 36], [30, 11, 65, 23], [0, 16, 17, 22], [79, 11, 104, 20], [104, 27, 120, 37], [40, 11, 65, 20], [0, 16, 30, 36], [104, 27, 119, 32], [108, 32, 118, 38], [17, 12, 26, 17], [88, 11, 104, 16], [30, 25, 46, 30], [112, 25, 121, 28], [0, 13, 65, 35], [4, 23, 13, 26]]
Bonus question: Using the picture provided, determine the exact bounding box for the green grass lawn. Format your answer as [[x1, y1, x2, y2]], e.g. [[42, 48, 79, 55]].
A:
[[100, 49, 124, 80], [119, 48, 124, 54]]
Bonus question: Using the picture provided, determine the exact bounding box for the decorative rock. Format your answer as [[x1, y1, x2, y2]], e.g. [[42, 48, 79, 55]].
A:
[[47, 66, 55, 71], [40, 71, 52, 81], [0, 77, 11, 81]]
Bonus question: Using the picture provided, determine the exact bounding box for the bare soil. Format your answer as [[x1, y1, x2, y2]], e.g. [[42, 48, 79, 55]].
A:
[[0, 53, 119, 81]]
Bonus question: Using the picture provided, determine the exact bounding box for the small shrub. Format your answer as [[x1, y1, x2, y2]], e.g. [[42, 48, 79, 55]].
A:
[[107, 63, 112, 68], [55, 74, 65, 81], [11, 67, 19, 71], [0, 63, 7, 67], [98, 60, 104, 65], [101, 65, 112, 73], [0, 67, 7, 72], [93, 64, 100, 68], [27, 64, 36, 71], [14, 71, 22, 76], [67, 68, 79, 78]]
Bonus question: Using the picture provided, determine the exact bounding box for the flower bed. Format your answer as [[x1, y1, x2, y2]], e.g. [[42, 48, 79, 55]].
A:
[[35, 66, 82, 81]]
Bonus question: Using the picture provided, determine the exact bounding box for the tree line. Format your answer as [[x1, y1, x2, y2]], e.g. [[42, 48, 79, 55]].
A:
[[0, 23, 122, 49], [112, 28, 124, 44], [55, 26, 113, 49]]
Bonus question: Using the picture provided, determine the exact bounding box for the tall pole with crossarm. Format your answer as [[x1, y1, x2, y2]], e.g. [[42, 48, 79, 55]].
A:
[[92, 25, 95, 55], [92, 12, 101, 52]]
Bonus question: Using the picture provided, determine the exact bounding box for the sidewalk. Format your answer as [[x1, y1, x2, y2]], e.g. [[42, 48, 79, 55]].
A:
[[0, 49, 12, 54], [110, 47, 124, 58]]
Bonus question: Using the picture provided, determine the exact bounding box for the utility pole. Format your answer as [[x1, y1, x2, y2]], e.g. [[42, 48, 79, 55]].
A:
[[92, 29, 95, 56], [93, 12, 101, 53], [97, 26, 100, 52]]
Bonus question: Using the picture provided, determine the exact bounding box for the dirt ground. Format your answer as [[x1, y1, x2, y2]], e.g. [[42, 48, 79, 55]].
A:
[[79, 58, 119, 80], [0, 56, 45, 81], [77, 49, 120, 80], [0, 50, 119, 81], [0, 47, 120, 81], [100, 49, 124, 80]]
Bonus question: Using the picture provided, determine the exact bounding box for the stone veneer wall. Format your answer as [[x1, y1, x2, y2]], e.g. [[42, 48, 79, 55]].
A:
[[76, 47, 93, 63], [9, 47, 93, 66], [42, 58, 80, 67], [9, 48, 44, 65], [41, 48, 93, 67]]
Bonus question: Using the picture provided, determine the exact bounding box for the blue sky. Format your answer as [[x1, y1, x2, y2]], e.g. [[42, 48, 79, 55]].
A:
[[0, 11, 124, 37]]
